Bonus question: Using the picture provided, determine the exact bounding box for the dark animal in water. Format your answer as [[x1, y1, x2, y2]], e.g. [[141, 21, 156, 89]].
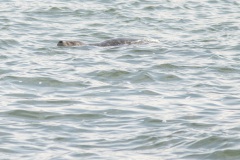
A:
[[57, 38, 147, 47]]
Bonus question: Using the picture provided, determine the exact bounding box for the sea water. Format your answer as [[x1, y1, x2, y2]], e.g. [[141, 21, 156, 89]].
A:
[[0, 0, 240, 159]]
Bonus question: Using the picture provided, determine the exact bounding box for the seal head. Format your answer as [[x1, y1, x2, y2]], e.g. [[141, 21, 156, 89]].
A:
[[57, 40, 85, 46]]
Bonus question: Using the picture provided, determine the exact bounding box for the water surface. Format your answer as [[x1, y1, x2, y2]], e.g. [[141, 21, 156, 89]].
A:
[[0, 0, 240, 159]]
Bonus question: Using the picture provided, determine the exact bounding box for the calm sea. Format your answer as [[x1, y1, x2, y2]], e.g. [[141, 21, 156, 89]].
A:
[[0, 0, 240, 159]]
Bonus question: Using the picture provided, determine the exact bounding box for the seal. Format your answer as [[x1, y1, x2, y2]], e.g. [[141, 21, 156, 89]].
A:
[[57, 38, 145, 47]]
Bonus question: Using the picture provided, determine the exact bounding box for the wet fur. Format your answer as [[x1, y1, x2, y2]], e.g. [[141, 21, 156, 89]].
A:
[[57, 38, 144, 47]]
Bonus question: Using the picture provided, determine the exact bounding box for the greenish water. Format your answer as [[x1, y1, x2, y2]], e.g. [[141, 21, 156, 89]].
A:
[[0, 0, 240, 159]]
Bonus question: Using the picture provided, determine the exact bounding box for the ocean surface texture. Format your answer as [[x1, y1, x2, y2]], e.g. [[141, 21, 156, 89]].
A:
[[0, 0, 240, 159]]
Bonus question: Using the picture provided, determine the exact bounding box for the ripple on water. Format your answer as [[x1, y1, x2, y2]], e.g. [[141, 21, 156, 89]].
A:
[[0, 39, 20, 49], [1, 0, 240, 159], [1, 75, 88, 88], [91, 69, 132, 79]]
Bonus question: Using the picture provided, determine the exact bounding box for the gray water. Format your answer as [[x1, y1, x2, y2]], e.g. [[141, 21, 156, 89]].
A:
[[0, 0, 240, 159]]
